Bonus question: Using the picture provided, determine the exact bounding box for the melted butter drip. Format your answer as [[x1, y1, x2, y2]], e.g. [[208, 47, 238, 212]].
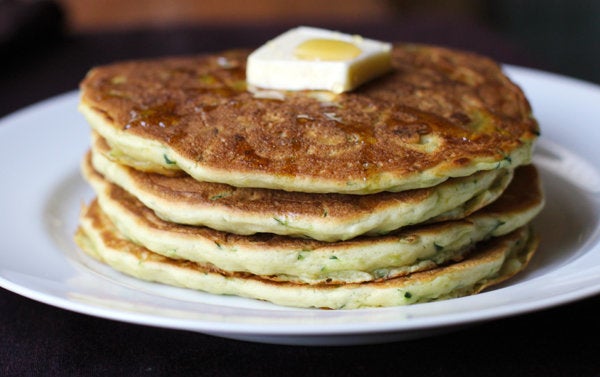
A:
[[294, 39, 362, 61], [232, 134, 271, 169], [124, 102, 189, 143], [126, 102, 180, 130]]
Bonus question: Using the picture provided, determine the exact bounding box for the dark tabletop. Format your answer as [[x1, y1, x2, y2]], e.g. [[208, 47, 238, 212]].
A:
[[1, 2, 599, 376]]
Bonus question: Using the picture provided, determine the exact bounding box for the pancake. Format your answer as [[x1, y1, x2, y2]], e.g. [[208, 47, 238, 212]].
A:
[[75, 203, 538, 309], [83, 156, 543, 284], [79, 45, 539, 194], [88, 135, 513, 241]]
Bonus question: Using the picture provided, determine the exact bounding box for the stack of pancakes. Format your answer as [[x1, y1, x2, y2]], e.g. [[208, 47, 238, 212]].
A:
[[75, 45, 543, 309]]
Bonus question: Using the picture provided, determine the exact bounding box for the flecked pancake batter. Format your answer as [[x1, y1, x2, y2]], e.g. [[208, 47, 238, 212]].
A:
[[79, 45, 539, 194]]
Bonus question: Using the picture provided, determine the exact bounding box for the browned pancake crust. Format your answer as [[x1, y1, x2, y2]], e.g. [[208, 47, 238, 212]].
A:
[[76, 199, 538, 308], [86, 156, 541, 258], [80, 200, 534, 285], [80, 45, 538, 192], [89, 136, 510, 227]]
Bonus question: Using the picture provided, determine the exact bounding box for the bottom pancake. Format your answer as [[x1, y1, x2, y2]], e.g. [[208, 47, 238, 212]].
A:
[[75, 200, 539, 309]]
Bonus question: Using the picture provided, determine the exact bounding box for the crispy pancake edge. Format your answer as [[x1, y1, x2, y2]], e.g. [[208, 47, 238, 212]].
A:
[[82, 160, 543, 284], [87, 138, 515, 240]]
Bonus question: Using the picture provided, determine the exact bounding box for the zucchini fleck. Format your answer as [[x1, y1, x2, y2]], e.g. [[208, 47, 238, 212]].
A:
[[163, 154, 177, 165], [273, 217, 289, 227]]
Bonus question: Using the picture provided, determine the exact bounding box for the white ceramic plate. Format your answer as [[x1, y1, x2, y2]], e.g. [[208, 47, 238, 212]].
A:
[[1, 66, 600, 346]]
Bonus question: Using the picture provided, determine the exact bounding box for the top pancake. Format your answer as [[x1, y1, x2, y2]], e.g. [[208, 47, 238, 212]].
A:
[[79, 45, 539, 194]]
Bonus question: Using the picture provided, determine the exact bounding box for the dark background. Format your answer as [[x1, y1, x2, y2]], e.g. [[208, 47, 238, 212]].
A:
[[1, 0, 599, 376], [2, 0, 599, 115]]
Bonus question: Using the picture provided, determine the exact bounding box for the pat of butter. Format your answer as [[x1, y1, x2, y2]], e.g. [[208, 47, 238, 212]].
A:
[[246, 26, 392, 93]]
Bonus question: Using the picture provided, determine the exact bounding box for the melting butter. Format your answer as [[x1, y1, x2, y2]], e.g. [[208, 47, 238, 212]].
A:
[[294, 39, 362, 61], [246, 26, 392, 93]]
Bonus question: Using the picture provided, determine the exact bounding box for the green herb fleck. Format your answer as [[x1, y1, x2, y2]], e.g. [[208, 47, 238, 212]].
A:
[[404, 291, 412, 299], [329, 255, 339, 260], [210, 192, 231, 201], [374, 269, 388, 279], [273, 217, 288, 227], [434, 243, 444, 252], [492, 220, 507, 232], [163, 154, 177, 165]]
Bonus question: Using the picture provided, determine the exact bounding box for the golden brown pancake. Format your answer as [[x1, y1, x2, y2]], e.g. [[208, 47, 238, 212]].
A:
[[79, 45, 539, 194], [82, 154, 543, 284], [75, 202, 539, 309], [88, 135, 513, 241], [75, 38, 543, 308]]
